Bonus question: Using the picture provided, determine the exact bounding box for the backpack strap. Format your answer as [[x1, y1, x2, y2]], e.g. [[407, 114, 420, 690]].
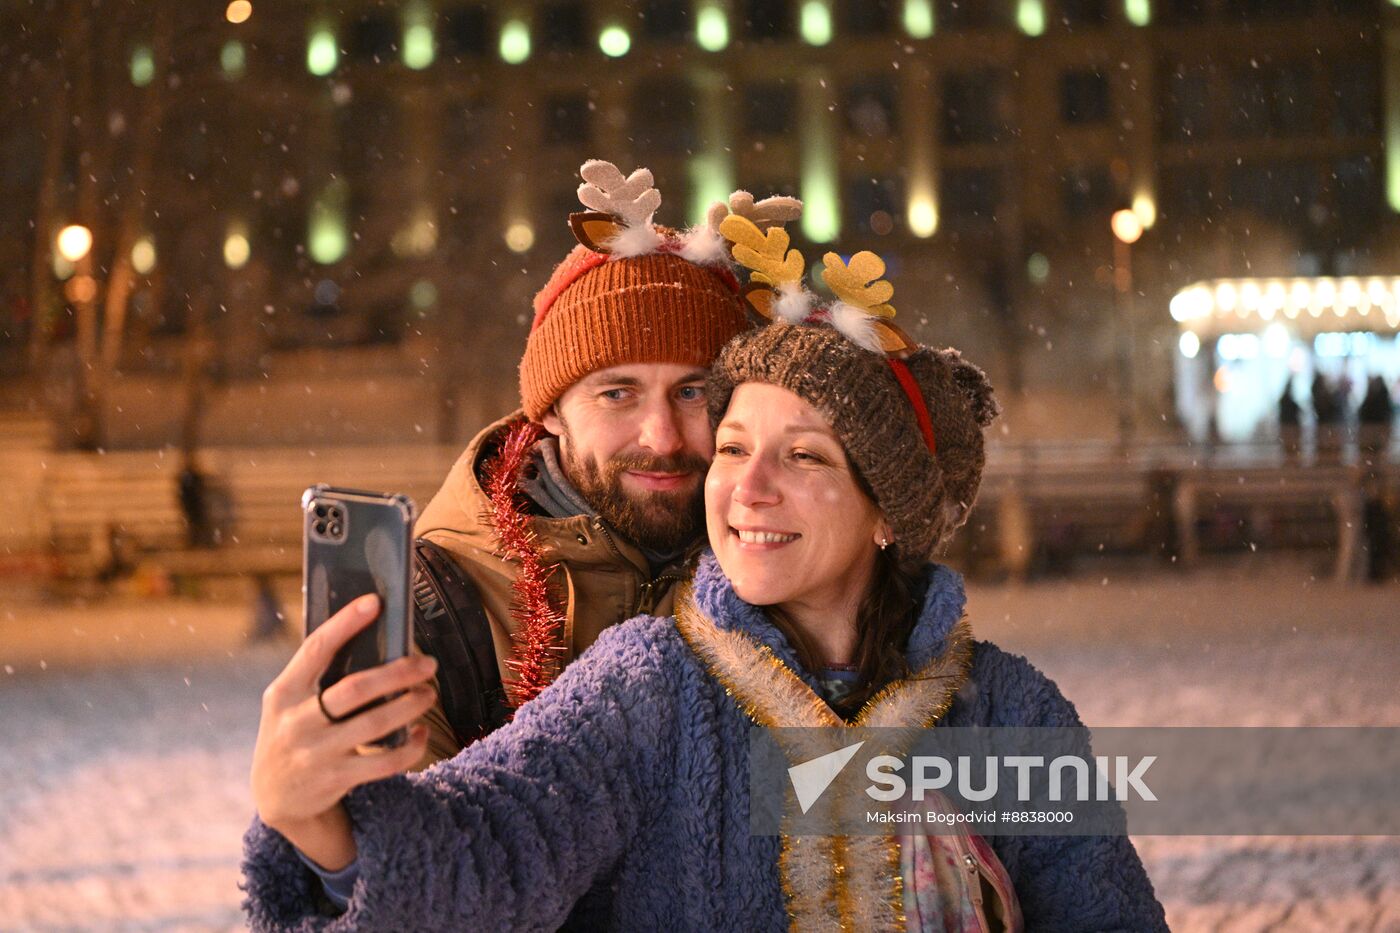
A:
[[411, 537, 511, 747]]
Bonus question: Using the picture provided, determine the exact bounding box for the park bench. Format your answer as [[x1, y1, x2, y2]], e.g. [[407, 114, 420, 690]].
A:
[[38, 445, 461, 579], [1172, 465, 1400, 580]]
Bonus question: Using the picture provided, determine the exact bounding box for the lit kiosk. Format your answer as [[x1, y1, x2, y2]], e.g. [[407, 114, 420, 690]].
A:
[[1170, 277, 1400, 445]]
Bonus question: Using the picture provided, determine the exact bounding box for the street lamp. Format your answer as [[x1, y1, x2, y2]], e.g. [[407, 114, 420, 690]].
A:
[[56, 224, 93, 263], [1111, 209, 1142, 451]]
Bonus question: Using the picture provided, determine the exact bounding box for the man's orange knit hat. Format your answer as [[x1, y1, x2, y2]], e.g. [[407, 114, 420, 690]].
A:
[[517, 160, 800, 422], [519, 242, 747, 421]]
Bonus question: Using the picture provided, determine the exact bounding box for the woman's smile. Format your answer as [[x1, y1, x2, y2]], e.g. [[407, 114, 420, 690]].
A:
[[731, 526, 801, 547]]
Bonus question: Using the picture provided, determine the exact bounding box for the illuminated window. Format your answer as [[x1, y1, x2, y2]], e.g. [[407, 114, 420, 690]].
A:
[[800, 0, 832, 45], [505, 221, 535, 253], [309, 181, 349, 265], [403, 2, 436, 69], [130, 45, 155, 86], [131, 237, 157, 275], [307, 26, 338, 75], [598, 25, 630, 57], [903, 0, 934, 37], [221, 40, 246, 78], [1016, 0, 1045, 36], [224, 224, 252, 269], [696, 2, 729, 50], [499, 18, 531, 63]]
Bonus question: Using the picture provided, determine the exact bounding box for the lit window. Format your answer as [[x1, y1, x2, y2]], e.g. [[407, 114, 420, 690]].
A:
[[410, 279, 438, 310], [907, 194, 937, 237], [903, 0, 934, 37], [800, 0, 832, 45], [131, 237, 157, 275], [307, 26, 338, 76], [598, 25, 630, 57], [499, 19, 531, 64], [689, 153, 734, 227], [130, 45, 155, 86], [801, 149, 839, 242], [696, 2, 729, 51], [403, 2, 435, 69], [309, 181, 349, 264], [1124, 0, 1150, 26], [1016, 0, 1045, 36], [224, 224, 251, 270], [221, 40, 246, 78], [505, 221, 535, 252]]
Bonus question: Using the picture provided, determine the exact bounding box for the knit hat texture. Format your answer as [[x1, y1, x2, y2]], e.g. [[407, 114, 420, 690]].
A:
[[707, 322, 999, 569], [520, 243, 749, 421]]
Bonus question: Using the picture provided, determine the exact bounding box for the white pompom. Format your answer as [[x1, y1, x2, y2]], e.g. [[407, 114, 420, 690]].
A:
[[677, 223, 729, 265], [827, 302, 883, 352], [605, 223, 665, 258], [773, 282, 814, 323]]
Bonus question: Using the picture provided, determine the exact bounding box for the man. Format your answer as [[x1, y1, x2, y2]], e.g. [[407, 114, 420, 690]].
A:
[[409, 161, 795, 768]]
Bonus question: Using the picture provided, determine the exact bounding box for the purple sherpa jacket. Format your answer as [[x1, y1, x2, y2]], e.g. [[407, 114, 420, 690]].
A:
[[242, 552, 1168, 932]]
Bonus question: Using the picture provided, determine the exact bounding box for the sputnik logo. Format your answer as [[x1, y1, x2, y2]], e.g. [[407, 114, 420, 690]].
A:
[[788, 741, 865, 814]]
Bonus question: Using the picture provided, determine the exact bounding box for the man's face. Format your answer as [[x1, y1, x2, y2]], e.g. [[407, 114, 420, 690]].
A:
[[541, 363, 714, 555]]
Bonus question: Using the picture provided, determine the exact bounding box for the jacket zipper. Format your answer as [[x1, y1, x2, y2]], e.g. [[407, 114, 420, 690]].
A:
[[591, 517, 675, 615]]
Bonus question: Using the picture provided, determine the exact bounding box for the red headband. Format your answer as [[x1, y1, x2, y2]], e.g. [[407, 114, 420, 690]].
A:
[[886, 358, 937, 456]]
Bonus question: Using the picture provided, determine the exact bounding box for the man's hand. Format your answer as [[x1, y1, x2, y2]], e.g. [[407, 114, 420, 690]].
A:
[[250, 593, 437, 869]]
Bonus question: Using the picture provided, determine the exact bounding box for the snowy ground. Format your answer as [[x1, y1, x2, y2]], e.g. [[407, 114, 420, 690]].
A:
[[1, 556, 1398, 931]]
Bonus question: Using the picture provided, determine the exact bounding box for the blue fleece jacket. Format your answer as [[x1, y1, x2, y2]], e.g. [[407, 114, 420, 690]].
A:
[[241, 552, 1167, 931]]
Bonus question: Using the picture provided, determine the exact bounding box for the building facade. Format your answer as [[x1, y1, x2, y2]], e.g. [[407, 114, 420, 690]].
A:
[[1, 0, 1394, 446]]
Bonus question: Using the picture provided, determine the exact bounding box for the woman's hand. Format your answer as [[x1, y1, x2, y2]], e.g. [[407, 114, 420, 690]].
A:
[[250, 593, 438, 869]]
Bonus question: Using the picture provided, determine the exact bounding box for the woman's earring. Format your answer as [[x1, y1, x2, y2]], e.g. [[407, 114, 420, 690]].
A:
[[878, 536, 891, 551]]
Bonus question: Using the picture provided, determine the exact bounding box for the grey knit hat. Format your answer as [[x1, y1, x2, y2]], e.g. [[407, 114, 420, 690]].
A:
[[707, 321, 999, 570]]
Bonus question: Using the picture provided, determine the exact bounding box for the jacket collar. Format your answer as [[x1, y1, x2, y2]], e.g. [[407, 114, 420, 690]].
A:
[[686, 549, 968, 682], [416, 411, 666, 578]]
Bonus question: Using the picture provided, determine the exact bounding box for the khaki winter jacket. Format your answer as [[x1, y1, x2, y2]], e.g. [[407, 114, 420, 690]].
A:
[[411, 412, 686, 770]]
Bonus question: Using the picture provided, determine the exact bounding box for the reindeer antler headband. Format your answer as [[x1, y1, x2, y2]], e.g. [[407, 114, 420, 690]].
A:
[[717, 213, 937, 454], [534, 158, 805, 324]]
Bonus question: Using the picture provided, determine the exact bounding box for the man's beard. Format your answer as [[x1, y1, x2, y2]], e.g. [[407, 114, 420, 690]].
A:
[[561, 441, 707, 557]]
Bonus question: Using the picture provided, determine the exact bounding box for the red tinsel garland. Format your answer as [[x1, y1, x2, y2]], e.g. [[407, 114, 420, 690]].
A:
[[482, 419, 568, 710]]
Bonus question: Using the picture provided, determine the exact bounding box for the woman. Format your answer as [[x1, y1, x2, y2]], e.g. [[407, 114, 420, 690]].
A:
[[245, 316, 1166, 931]]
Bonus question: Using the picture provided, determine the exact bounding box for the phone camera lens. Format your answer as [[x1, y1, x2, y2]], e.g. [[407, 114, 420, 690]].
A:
[[314, 520, 328, 535], [314, 504, 328, 518]]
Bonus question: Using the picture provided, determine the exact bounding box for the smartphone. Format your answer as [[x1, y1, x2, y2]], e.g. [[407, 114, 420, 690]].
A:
[[302, 485, 415, 747]]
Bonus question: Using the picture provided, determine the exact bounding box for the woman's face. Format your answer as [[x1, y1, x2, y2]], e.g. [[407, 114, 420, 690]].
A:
[[706, 383, 888, 617]]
